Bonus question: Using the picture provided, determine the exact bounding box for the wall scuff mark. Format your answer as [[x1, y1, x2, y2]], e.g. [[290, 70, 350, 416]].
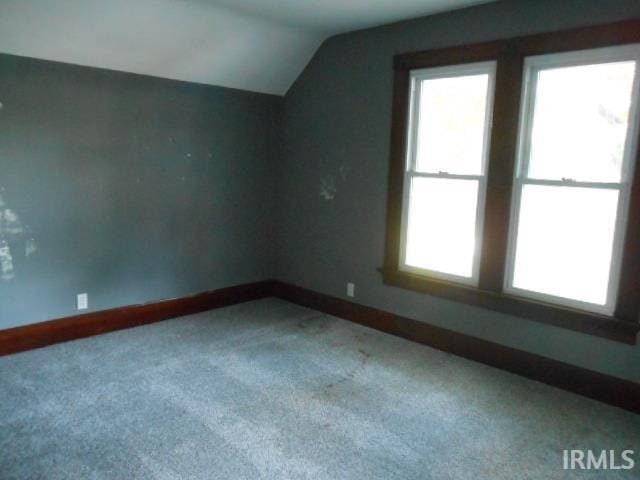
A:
[[319, 175, 336, 200], [25, 237, 37, 257], [0, 190, 37, 281], [339, 164, 351, 181], [0, 240, 14, 281], [319, 163, 350, 201]]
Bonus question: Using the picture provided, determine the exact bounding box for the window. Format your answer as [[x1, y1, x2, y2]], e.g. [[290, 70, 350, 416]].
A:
[[401, 62, 495, 284], [505, 47, 640, 315], [383, 20, 640, 343]]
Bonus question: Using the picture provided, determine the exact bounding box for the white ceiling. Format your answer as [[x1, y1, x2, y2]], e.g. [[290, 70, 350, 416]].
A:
[[209, 0, 494, 32], [0, 0, 494, 95]]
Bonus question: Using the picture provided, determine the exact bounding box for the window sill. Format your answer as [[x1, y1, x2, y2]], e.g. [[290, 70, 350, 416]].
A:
[[378, 268, 639, 344]]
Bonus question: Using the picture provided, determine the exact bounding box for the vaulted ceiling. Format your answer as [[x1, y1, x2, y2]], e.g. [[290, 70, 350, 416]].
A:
[[0, 0, 494, 95]]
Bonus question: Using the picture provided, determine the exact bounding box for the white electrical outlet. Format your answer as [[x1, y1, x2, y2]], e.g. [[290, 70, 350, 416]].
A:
[[347, 282, 355, 298], [77, 293, 88, 310]]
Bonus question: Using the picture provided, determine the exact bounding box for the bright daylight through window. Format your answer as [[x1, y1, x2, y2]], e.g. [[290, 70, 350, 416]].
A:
[[506, 46, 640, 314], [397, 43, 640, 316], [401, 62, 495, 284]]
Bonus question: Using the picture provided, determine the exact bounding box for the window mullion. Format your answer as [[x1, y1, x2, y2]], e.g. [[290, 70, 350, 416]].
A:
[[478, 51, 524, 293]]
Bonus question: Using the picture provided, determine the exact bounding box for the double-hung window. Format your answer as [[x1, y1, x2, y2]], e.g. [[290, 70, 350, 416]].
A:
[[401, 62, 495, 285], [383, 21, 640, 343], [505, 46, 640, 315]]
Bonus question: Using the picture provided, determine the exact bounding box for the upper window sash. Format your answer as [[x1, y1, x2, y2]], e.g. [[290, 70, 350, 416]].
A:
[[514, 44, 640, 185], [405, 61, 497, 176]]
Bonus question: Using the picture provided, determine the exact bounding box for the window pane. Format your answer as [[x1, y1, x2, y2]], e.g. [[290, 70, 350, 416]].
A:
[[405, 177, 479, 278], [528, 61, 636, 182], [415, 74, 489, 175], [512, 185, 619, 305]]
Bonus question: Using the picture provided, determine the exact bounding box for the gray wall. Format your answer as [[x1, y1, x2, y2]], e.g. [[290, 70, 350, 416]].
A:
[[2, 0, 639, 382], [0, 54, 280, 329], [276, 0, 640, 382]]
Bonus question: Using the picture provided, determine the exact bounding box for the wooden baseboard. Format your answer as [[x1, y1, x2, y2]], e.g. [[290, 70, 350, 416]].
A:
[[0, 280, 274, 356], [3, 278, 637, 413], [270, 281, 640, 414]]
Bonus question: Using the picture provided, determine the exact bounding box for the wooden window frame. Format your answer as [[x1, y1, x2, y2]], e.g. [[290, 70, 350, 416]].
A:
[[382, 20, 640, 344], [399, 61, 496, 287]]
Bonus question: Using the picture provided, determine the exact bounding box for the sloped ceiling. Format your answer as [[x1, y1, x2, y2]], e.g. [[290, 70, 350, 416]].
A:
[[0, 0, 494, 95]]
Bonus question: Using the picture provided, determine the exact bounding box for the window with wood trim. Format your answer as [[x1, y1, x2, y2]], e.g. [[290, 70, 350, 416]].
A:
[[382, 21, 640, 344], [505, 46, 640, 315], [401, 62, 495, 285]]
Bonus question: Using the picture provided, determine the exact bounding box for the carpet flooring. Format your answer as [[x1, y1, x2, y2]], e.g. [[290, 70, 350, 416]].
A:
[[1, 298, 638, 479]]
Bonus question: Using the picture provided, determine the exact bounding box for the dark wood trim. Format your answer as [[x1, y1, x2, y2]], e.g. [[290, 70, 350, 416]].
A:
[[394, 20, 640, 71], [271, 281, 640, 414], [380, 269, 638, 344], [512, 19, 640, 57], [4, 279, 638, 413], [385, 19, 640, 342], [383, 69, 410, 274], [615, 115, 640, 322], [477, 50, 523, 292], [0, 280, 274, 356], [394, 40, 507, 71]]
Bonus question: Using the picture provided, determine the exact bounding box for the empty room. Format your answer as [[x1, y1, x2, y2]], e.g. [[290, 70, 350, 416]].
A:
[[1, 0, 640, 478]]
